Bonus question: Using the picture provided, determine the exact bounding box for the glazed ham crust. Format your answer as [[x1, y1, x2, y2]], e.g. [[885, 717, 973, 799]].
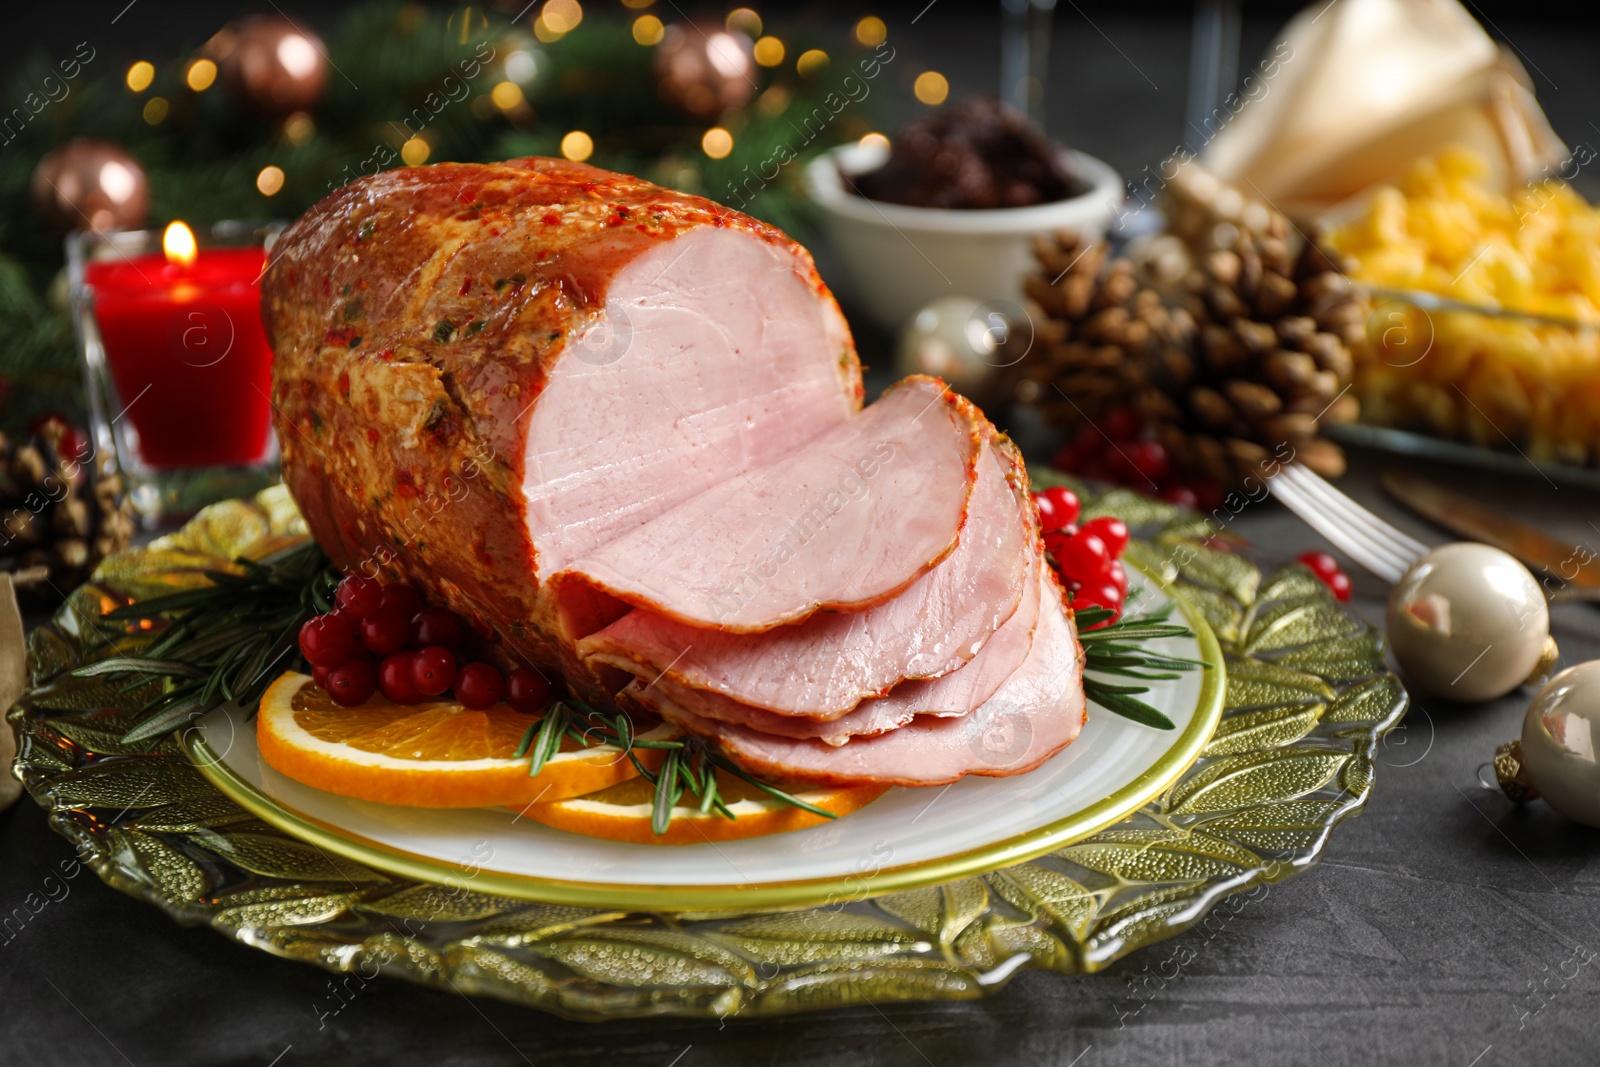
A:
[[264, 158, 861, 688]]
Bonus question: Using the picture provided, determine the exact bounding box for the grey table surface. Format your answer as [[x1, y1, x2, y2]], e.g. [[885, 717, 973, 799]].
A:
[[6, 6, 1600, 1067]]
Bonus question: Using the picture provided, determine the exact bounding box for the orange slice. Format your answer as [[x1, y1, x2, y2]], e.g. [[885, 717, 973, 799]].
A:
[[518, 771, 891, 845], [257, 672, 674, 808]]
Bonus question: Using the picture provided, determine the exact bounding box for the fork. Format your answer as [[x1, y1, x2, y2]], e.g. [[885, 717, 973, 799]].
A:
[[1268, 464, 1426, 583], [1268, 463, 1600, 604]]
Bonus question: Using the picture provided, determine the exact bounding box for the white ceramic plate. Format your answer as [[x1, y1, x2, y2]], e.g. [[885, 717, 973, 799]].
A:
[[186, 596, 1222, 911]]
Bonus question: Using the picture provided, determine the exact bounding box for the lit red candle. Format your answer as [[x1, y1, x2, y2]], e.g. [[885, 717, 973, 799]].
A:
[[85, 221, 275, 470]]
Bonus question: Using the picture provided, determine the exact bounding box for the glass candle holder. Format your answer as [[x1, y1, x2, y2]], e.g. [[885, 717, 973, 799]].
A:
[[68, 220, 284, 526]]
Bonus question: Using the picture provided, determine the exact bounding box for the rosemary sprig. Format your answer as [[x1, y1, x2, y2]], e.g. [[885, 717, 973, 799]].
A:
[[75, 541, 337, 744], [513, 699, 834, 836], [1077, 601, 1209, 731]]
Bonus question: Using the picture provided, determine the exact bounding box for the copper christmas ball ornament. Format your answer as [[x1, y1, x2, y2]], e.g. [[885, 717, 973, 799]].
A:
[[30, 138, 149, 233], [652, 21, 756, 121], [207, 15, 329, 118]]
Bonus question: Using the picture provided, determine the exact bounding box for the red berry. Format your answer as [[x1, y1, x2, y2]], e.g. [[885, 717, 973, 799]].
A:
[[454, 663, 505, 710], [1053, 530, 1112, 583], [410, 645, 457, 696], [1080, 576, 1125, 610], [1035, 486, 1081, 531], [1080, 516, 1129, 558], [298, 614, 355, 668], [1035, 492, 1062, 531], [312, 663, 332, 690], [1297, 551, 1342, 581], [1161, 484, 1199, 509], [1125, 440, 1170, 483], [406, 646, 457, 697], [410, 607, 462, 650], [1328, 571, 1353, 603], [1071, 578, 1125, 628], [360, 609, 411, 657], [379, 653, 424, 704], [326, 658, 378, 707], [506, 668, 553, 714], [378, 583, 426, 620], [334, 575, 384, 619], [1106, 559, 1128, 596], [1101, 407, 1140, 442]]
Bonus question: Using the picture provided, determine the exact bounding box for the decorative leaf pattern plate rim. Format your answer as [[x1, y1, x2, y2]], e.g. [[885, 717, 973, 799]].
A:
[[8, 482, 1408, 1020]]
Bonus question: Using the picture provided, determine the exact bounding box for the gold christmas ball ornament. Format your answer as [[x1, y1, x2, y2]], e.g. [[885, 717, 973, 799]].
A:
[[896, 297, 1032, 394], [1387, 543, 1551, 704], [652, 21, 757, 121], [207, 15, 329, 118], [1491, 662, 1600, 827], [30, 138, 149, 233]]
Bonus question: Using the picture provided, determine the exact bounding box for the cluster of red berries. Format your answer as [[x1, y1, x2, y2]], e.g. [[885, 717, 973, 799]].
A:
[[1034, 485, 1130, 627], [296, 575, 553, 710], [1296, 551, 1352, 602], [1051, 407, 1224, 512]]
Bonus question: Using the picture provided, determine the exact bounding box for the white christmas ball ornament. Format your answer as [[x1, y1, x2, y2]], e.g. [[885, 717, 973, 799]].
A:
[[1387, 543, 1549, 703], [1515, 662, 1600, 827], [895, 297, 1029, 393]]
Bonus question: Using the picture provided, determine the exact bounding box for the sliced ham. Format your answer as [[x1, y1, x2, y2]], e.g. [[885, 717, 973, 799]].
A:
[[631, 566, 1086, 787], [554, 376, 981, 633], [575, 435, 1030, 717], [640, 555, 1046, 746]]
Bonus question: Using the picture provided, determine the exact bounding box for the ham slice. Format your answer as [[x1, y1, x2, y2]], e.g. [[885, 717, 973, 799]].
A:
[[631, 566, 1086, 787], [640, 556, 1046, 746], [575, 435, 1031, 717], [554, 376, 981, 633]]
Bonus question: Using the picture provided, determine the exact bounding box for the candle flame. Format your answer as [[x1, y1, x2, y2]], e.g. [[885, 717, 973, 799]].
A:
[[163, 221, 197, 268]]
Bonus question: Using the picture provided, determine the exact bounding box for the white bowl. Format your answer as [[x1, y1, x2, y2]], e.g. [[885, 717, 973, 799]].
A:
[[805, 142, 1125, 332]]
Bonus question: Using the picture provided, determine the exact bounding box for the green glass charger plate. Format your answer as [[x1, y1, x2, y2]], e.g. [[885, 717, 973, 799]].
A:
[[8, 482, 1407, 1021]]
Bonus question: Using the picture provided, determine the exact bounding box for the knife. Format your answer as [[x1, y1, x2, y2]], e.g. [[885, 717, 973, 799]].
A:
[[1382, 470, 1600, 596]]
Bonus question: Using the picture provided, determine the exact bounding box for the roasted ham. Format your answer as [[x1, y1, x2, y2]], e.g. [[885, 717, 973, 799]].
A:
[[265, 157, 1088, 791], [264, 158, 860, 688]]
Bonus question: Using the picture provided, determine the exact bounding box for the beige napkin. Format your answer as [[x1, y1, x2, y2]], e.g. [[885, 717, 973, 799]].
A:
[[1204, 0, 1565, 218], [0, 576, 25, 810]]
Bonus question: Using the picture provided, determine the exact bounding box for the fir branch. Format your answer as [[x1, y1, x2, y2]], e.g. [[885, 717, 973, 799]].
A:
[[76, 541, 334, 743]]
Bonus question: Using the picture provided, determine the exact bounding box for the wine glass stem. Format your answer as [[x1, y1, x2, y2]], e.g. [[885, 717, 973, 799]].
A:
[[1001, 0, 1057, 123]]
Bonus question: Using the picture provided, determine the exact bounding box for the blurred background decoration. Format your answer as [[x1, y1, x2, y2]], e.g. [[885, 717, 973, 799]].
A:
[[0, 0, 888, 439]]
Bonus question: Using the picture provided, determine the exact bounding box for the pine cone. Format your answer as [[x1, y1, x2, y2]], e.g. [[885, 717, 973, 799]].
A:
[[999, 231, 1196, 427], [0, 418, 135, 602], [1007, 209, 1368, 488]]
